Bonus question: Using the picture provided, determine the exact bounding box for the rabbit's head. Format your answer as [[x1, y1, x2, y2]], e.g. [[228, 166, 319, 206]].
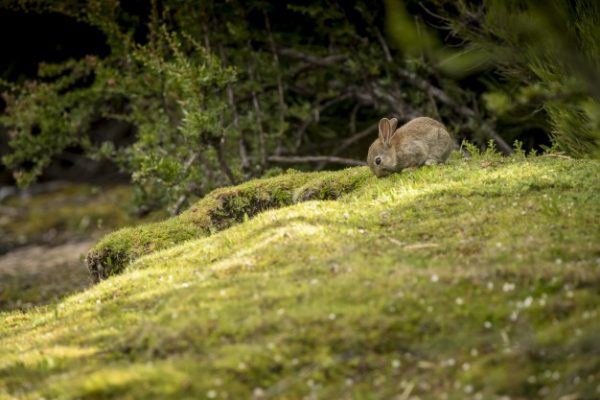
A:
[[367, 117, 399, 177]]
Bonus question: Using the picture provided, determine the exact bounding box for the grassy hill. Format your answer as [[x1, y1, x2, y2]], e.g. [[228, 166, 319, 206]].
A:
[[1, 153, 599, 399]]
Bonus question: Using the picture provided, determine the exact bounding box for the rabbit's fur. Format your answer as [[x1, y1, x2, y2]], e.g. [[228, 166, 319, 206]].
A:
[[367, 117, 454, 177]]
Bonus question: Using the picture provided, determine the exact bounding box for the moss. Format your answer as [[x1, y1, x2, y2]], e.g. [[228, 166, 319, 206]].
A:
[[2, 155, 599, 399], [86, 168, 371, 282]]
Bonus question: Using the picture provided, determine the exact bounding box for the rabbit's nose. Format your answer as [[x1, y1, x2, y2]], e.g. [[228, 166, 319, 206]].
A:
[[375, 156, 382, 165]]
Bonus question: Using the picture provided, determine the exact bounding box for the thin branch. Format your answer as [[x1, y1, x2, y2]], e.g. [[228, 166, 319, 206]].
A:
[[219, 44, 250, 173], [276, 47, 348, 67], [268, 155, 366, 167], [264, 11, 288, 156], [293, 92, 353, 151], [246, 61, 267, 171], [229, 85, 250, 172], [338, 122, 379, 154], [349, 103, 360, 135], [316, 122, 378, 170], [374, 27, 393, 63], [169, 153, 200, 216], [251, 89, 267, 170], [215, 137, 237, 185], [201, 20, 211, 53]]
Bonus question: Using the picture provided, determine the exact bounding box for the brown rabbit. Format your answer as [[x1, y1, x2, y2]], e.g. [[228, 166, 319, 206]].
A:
[[367, 117, 455, 177]]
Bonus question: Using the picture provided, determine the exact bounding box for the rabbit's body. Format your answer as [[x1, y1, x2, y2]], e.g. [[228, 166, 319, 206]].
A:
[[367, 117, 454, 177]]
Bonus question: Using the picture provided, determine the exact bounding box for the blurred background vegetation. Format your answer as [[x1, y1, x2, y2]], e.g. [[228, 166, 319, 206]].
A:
[[1, 0, 599, 216]]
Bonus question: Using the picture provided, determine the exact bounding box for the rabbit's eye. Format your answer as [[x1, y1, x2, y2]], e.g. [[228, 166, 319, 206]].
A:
[[375, 156, 382, 165]]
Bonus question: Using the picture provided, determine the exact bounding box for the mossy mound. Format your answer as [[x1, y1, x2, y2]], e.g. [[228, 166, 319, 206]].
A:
[[2, 155, 599, 399], [86, 168, 371, 282]]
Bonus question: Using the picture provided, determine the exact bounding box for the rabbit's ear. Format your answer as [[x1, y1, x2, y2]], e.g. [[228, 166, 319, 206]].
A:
[[378, 118, 392, 143], [389, 118, 398, 133]]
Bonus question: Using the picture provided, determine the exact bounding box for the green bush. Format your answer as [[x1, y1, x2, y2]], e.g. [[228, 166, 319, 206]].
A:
[[0, 1, 508, 213], [423, 0, 600, 156]]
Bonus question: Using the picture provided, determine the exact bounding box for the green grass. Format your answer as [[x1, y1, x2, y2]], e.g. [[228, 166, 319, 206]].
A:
[[86, 169, 369, 281], [1, 154, 599, 399]]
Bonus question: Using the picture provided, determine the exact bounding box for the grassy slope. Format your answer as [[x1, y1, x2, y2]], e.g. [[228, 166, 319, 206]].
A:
[[1, 155, 599, 399], [86, 169, 369, 282]]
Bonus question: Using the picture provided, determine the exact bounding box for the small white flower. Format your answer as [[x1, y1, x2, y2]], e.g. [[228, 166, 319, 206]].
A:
[[583, 311, 591, 319], [430, 274, 439, 283], [484, 321, 492, 329], [510, 311, 519, 321], [462, 362, 471, 371], [502, 282, 515, 292], [455, 297, 464, 306], [470, 348, 479, 357], [206, 389, 217, 398], [252, 387, 265, 398], [523, 296, 533, 308], [538, 298, 546, 307], [487, 282, 494, 290], [328, 313, 336, 320], [392, 359, 401, 368], [527, 375, 537, 384], [464, 384, 474, 394]]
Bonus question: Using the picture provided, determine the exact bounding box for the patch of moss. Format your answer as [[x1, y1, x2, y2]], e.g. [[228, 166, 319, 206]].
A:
[[2, 155, 599, 399], [86, 168, 371, 282]]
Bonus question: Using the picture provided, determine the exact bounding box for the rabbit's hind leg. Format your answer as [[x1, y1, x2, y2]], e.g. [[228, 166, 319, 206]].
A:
[[424, 159, 439, 166]]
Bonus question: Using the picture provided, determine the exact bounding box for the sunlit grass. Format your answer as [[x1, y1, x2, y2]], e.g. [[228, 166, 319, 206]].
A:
[[1, 155, 599, 399]]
